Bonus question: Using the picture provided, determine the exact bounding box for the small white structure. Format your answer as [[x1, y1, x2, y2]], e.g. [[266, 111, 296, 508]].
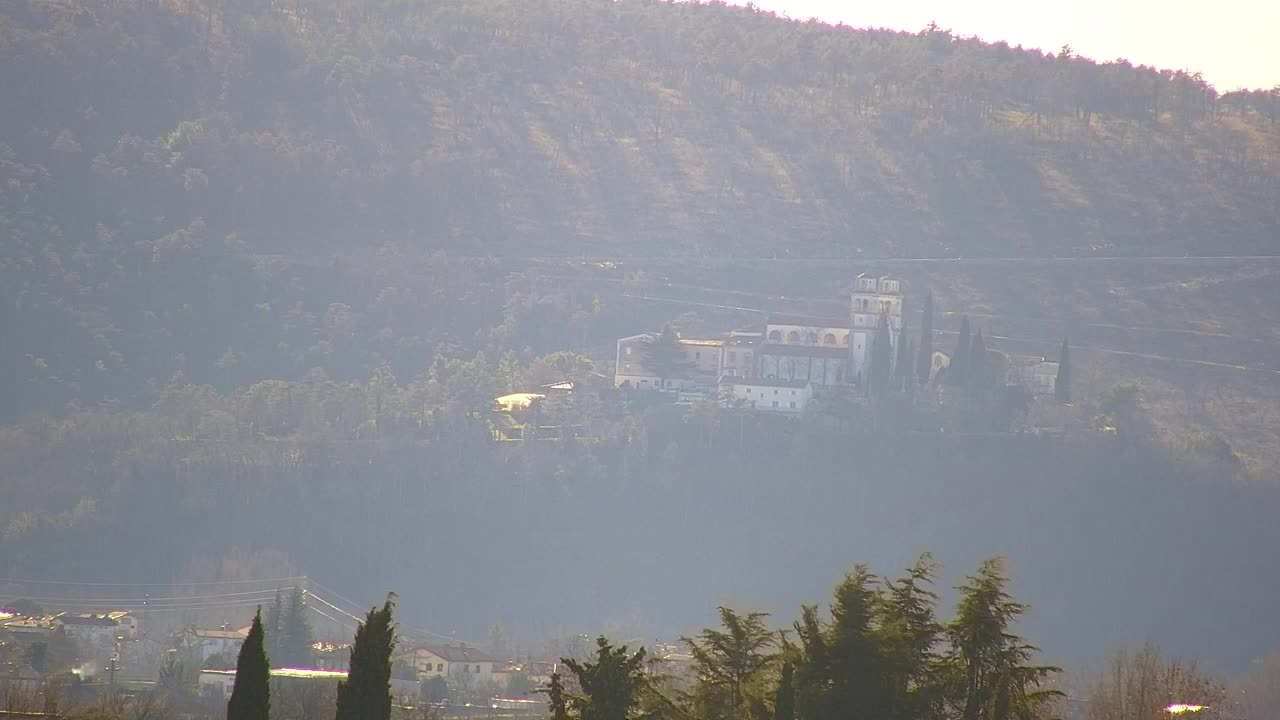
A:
[[721, 377, 813, 414], [186, 627, 250, 663], [1005, 356, 1059, 396], [407, 644, 496, 682]]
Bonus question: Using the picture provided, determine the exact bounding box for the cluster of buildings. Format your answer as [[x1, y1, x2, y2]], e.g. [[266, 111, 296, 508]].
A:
[[613, 273, 1059, 413], [1, 610, 137, 648]]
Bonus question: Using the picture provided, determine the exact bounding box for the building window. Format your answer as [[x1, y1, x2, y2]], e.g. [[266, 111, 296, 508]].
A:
[[824, 333, 837, 345], [773, 389, 779, 395], [841, 334, 849, 346], [695, 351, 701, 360], [768, 330, 782, 341], [806, 332, 818, 344], [625, 346, 632, 355], [772, 401, 779, 408], [476, 665, 482, 673], [791, 390, 797, 395], [727, 351, 736, 364], [624, 362, 631, 370], [790, 402, 797, 409], [437, 663, 444, 672], [786, 331, 800, 343]]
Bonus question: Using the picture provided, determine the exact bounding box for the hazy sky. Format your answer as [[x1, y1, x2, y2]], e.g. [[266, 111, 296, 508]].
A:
[[742, 0, 1279, 91]]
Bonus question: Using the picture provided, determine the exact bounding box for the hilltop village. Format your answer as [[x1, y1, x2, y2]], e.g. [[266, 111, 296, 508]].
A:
[[490, 273, 1068, 441]]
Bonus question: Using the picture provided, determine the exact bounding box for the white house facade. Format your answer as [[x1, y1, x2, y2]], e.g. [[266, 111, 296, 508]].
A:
[[408, 644, 496, 683], [721, 377, 813, 414]]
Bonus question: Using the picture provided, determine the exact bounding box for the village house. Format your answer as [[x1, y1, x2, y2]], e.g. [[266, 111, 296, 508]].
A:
[[614, 272, 907, 398], [184, 626, 250, 663], [55, 612, 133, 649], [1005, 356, 1059, 396], [613, 333, 724, 390], [721, 377, 814, 414], [406, 643, 496, 683]]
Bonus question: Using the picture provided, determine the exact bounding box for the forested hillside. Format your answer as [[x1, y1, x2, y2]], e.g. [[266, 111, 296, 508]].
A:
[[3, 0, 1280, 420], [4, 0, 1280, 676]]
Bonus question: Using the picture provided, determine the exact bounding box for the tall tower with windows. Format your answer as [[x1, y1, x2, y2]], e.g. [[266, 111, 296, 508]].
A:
[[849, 273, 904, 380]]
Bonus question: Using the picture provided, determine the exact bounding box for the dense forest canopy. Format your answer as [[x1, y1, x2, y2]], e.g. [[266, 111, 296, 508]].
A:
[[3, 0, 1280, 418], [3, 0, 1280, 682]]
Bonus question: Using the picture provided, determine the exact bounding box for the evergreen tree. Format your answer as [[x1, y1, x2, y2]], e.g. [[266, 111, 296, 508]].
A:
[[868, 314, 893, 397], [948, 559, 1061, 720], [878, 555, 945, 720], [280, 587, 315, 668], [794, 566, 887, 720], [968, 330, 988, 401], [335, 596, 397, 720], [547, 672, 570, 720], [772, 662, 794, 720], [1054, 337, 1071, 404], [562, 636, 648, 720], [917, 291, 935, 385], [641, 324, 693, 390], [684, 607, 776, 720], [227, 609, 270, 720], [949, 317, 971, 386], [265, 590, 284, 662], [893, 322, 911, 392]]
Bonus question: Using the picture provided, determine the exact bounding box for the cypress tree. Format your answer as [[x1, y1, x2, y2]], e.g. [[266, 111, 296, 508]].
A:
[[265, 591, 283, 662], [227, 609, 270, 720], [893, 322, 911, 392], [949, 317, 970, 386], [968, 330, 987, 401], [335, 596, 397, 720], [916, 291, 934, 385], [281, 587, 315, 668], [868, 314, 893, 397], [773, 662, 794, 720], [1055, 337, 1071, 404]]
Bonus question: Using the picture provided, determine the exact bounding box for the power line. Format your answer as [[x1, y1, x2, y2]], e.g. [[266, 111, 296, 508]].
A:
[[11, 588, 299, 605], [0, 575, 306, 588]]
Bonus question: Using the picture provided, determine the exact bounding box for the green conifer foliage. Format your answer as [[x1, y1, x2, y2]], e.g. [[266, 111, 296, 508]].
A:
[[335, 596, 397, 720], [227, 609, 270, 720], [917, 291, 935, 385], [562, 637, 648, 720], [1055, 337, 1071, 404]]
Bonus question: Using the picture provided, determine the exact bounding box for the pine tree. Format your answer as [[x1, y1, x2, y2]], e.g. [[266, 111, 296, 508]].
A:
[[335, 596, 397, 720], [546, 672, 570, 720], [641, 324, 693, 390], [227, 609, 270, 720], [280, 587, 315, 668], [1055, 337, 1071, 404], [773, 662, 794, 720], [562, 636, 648, 720], [878, 555, 944, 720], [793, 566, 888, 720], [968, 329, 988, 401], [917, 291, 935, 385], [948, 559, 1061, 720], [684, 607, 776, 720], [949, 317, 971, 386], [265, 591, 284, 662]]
